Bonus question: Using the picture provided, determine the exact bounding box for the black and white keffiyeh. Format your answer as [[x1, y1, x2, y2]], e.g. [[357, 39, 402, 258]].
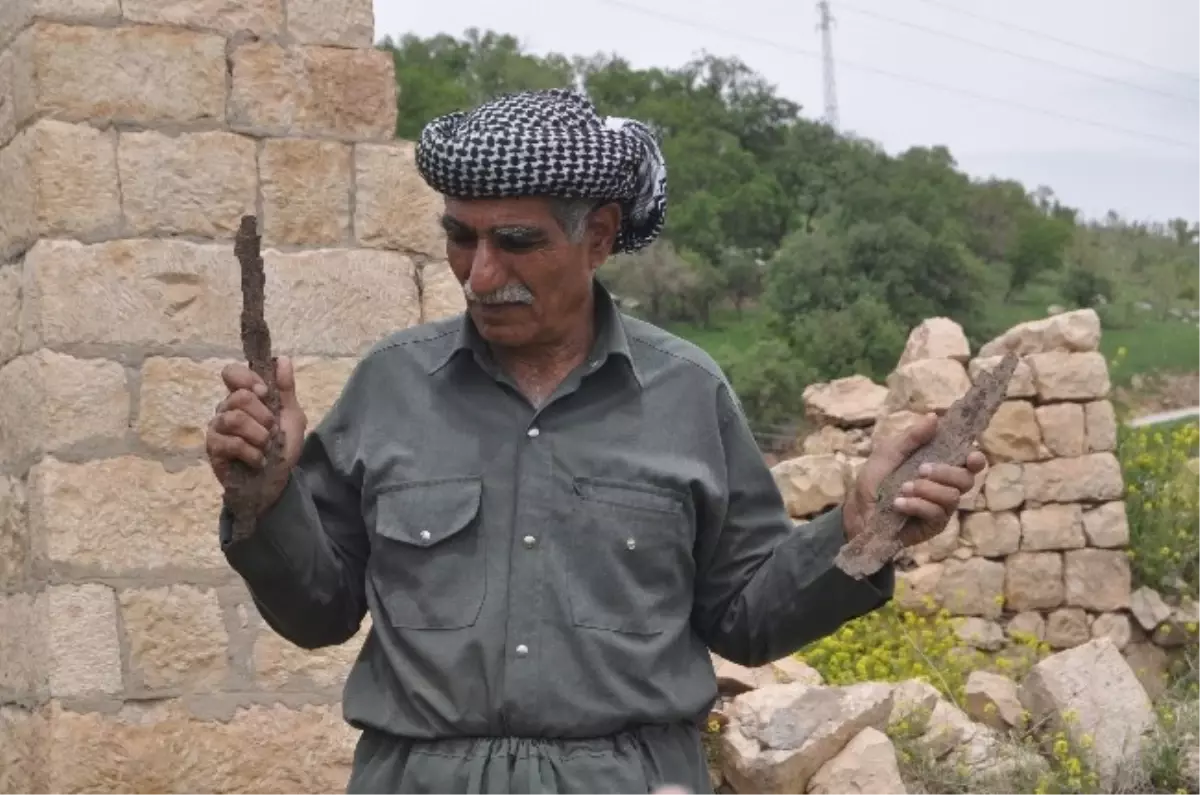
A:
[[414, 88, 668, 254]]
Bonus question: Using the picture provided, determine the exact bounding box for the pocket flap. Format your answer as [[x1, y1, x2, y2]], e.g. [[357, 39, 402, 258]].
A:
[[374, 477, 482, 547]]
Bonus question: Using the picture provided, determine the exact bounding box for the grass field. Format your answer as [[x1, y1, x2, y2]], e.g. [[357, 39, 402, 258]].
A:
[[666, 299, 1198, 387]]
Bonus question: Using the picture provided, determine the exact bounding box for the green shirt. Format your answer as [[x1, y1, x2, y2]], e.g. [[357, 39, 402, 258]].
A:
[[219, 282, 893, 794]]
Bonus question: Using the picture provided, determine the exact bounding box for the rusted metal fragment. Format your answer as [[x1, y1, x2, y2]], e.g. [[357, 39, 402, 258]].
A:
[[834, 352, 1020, 579], [223, 214, 284, 543]]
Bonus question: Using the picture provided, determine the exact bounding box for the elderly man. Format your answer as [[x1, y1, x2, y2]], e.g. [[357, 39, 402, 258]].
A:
[[206, 88, 984, 794]]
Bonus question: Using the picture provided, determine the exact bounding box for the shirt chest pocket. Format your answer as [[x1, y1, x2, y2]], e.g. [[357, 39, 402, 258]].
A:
[[369, 477, 486, 630], [563, 477, 694, 636]]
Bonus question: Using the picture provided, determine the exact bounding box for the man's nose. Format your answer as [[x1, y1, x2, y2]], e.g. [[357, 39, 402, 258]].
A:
[[467, 243, 508, 295]]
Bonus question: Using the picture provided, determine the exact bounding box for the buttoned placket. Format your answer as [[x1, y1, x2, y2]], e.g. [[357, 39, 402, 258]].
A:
[[493, 355, 608, 734]]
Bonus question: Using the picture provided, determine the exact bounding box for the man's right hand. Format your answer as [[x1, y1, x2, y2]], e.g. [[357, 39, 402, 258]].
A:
[[206, 356, 307, 511]]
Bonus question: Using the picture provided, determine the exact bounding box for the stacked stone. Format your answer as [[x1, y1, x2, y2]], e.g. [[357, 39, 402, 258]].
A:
[[0, 2, 460, 791], [773, 310, 1140, 660]]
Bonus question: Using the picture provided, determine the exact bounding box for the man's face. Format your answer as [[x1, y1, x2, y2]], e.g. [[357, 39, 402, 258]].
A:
[[440, 196, 619, 349]]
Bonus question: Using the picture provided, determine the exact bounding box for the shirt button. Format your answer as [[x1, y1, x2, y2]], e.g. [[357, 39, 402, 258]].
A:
[[419, 530, 431, 542], [515, 644, 529, 656], [626, 537, 637, 551], [523, 535, 536, 548], [527, 427, 540, 438]]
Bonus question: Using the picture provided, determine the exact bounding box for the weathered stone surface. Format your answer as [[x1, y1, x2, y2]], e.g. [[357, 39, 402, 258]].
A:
[[261, 138, 351, 246], [884, 358, 971, 414], [1005, 551, 1064, 611], [911, 698, 978, 759], [0, 119, 122, 259], [121, 0, 282, 35], [968, 354, 1036, 398], [983, 461, 1023, 511], [44, 700, 357, 793], [288, 0, 374, 46], [0, 266, 20, 364], [871, 411, 924, 446], [0, 591, 44, 699], [1082, 501, 1129, 548], [807, 727, 907, 794], [28, 22, 226, 125], [0, 476, 28, 588], [30, 456, 224, 572], [1129, 586, 1171, 632], [937, 557, 1005, 618], [888, 679, 940, 733], [771, 657, 823, 687], [1023, 453, 1124, 504], [980, 400, 1046, 462], [1045, 607, 1091, 648], [1035, 402, 1085, 457], [720, 682, 894, 794], [978, 309, 1101, 358], [802, 425, 873, 457], [770, 454, 846, 518], [263, 248, 420, 356], [803, 375, 889, 427], [1006, 610, 1046, 641], [901, 513, 959, 565], [291, 356, 358, 426], [229, 41, 395, 140], [419, 260, 466, 323], [1018, 637, 1154, 789], [22, 238, 241, 350], [964, 670, 1024, 730], [46, 583, 123, 697], [1091, 612, 1132, 650], [120, 585, 229, 691], [0, 349, 129, 464], [1, 0, 121, 53], [137, 357, 230, 453], [1122, 641, 1170, 702], [119, 130, 257, 238], [1027, 351, 1111, 401], [355, 140, 446, 256], [898, 317, 969, 365], [0, 706, 48, 794], [960, 511, 1020, 557], [712, 654, 770, 695], [954, 617, 1005, 650], [1019, 503, 1085, 551], [0, 38, 26, 149], [895, 563, 942, 614], [1084, 400, 1117, 452], [253, 615, 367, 690], [1151, 600, 1198, 648], [1064, 549, 1130, 611]]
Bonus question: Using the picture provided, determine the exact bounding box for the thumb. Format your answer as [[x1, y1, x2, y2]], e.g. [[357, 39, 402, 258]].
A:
[[275, 356, 300, 410], [873, 413, 937, 476]]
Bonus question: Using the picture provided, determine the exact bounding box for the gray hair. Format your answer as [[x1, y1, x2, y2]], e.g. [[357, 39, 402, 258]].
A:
[[547, 197, 602, 242]]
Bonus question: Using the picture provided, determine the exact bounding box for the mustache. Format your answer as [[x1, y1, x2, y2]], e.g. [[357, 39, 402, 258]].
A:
[[463, 282, 535, 305]]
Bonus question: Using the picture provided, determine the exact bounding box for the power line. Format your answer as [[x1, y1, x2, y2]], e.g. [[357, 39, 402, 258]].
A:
[[836, 0, 1198, 105], [907, 0, 1200, 84], [596, 0, 1197, 151]]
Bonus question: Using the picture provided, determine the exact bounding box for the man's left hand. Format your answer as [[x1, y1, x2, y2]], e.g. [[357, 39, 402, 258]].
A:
[[843, 413, 987, 547]]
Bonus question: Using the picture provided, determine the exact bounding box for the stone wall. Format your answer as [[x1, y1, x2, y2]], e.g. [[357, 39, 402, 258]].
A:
[[0, 2, 462, 791], [771, 310, 1146, 658]]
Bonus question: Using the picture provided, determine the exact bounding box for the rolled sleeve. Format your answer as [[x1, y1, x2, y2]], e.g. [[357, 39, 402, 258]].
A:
[[691, 383, 893, 667]]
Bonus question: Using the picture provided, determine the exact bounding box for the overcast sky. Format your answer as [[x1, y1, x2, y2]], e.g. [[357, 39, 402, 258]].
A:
[[372, 0, 1199, 225]]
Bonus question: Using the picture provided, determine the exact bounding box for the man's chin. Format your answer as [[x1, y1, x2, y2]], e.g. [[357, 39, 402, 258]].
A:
[[470, 304, 535, 343]]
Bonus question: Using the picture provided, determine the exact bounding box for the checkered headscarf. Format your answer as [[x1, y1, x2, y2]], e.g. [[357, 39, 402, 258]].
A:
[[414, 88, 668, 254]]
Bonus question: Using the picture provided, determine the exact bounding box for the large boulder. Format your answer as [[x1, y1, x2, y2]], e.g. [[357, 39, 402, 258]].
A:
[[802, 376, 888, 428], [978, 309, 1101, 358], [897, 317, 970, 365], [807, 727, 907, 794]]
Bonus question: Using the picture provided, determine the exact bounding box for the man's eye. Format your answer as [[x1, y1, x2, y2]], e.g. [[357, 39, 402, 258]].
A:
[[497, 235, 540, 252]]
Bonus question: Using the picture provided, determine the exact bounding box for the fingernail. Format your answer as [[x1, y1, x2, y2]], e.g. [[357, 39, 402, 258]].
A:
[[254, 384, 267, 397], [894, 497, 906, 510], [918, 463, 932, 476], [901, 481, 914, 495]]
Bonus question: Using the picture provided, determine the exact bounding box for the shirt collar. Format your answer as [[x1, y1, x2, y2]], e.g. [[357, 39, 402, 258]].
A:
[[429, 278, 643, 388]]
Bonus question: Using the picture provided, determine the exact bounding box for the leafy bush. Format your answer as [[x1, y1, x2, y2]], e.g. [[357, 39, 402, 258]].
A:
[[1119, 420, 1200, 598]]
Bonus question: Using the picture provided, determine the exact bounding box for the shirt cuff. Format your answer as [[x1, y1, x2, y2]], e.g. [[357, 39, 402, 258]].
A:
[[802, 505, 895, 605], [218, 473, 308, 582]]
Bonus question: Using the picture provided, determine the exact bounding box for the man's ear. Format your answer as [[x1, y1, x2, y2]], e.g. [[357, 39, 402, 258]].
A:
[[585, 203, 622, 270]]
